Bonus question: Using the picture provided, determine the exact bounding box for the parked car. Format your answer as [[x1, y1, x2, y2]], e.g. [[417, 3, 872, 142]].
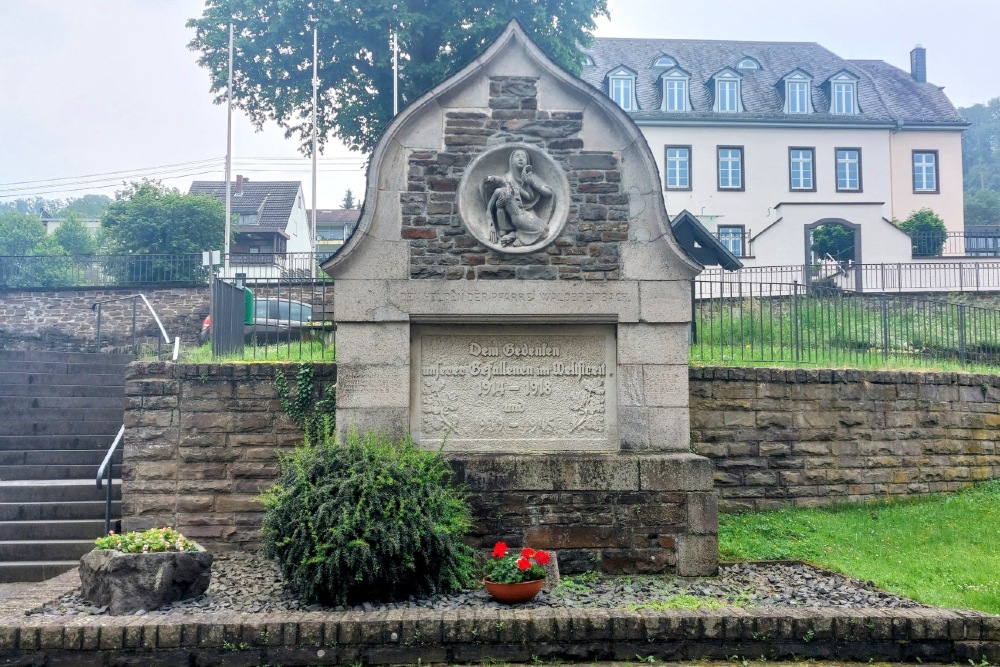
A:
[[200, 298, 321, 344]]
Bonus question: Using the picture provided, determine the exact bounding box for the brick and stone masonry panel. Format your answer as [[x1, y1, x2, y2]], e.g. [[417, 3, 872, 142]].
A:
[[402, 77, 629, 281], [690, 367, 1000, 512]]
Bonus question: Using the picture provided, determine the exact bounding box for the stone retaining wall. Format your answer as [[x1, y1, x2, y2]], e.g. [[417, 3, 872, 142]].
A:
[[1, 604, 997, 665], [690, 367, 1000, 512], [0, 285, 209, 351], [122, 362, 338, 549]]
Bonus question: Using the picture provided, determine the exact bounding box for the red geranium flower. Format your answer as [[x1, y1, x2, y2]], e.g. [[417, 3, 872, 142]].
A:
[[516, 556, 531, 571], [534, 550, 551, 565], [492, 541, 508, 558], [520, 547, 535, 558]]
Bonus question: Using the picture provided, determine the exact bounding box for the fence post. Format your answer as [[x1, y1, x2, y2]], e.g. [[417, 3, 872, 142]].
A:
[[897, 263, 902, 293], [958, 305, 967, 368], [960, 262, 965, 292], [131, 298, 138, 356], [880, 297, 890, 361], [792, 281, 801, 364]]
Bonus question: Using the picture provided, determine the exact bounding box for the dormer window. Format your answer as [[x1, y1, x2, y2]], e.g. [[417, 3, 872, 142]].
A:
[[660, 67, 691, 112], [607, 67, 637, 111], [783, 70, 814, 114], [737, 57, 761, 71], [653, 55, 676, 68], [827, 71, 860, 115], [712, 69, 743, 113], [582, 55, 595, 67]]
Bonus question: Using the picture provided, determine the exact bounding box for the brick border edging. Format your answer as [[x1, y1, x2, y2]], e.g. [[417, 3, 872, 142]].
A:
[[1, 607, 997, 665]]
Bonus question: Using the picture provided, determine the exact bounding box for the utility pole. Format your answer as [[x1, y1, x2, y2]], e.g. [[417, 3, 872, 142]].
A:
[[392, 29, 399, 116], [311, 27, 319, 278], [224, 23, 233, 275]]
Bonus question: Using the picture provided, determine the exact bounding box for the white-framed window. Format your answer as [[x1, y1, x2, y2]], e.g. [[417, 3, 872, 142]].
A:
[[665, 146, 691, 190], [662, 73, 689, 112], [718, 226, 745, 256], [716, 79, 740, 112], [653, 55, 676, 68], [717, 146, 744, 190], [828, 71, 859, 115], [582, 55, 595, 66], [788, 81, 810, 113], [737, 57, 760, 71], [789, 148, 815, 191], [608, 68, 636, 111], [913, 151, 939, 192], [836, 148, 862, 191]]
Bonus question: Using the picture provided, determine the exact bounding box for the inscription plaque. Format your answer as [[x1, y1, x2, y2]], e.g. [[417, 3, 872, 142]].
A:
[[410, 324, 617, 452]]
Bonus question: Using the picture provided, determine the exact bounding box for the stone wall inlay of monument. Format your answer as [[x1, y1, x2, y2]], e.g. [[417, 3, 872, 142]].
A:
[[322, 20, 718, 576]]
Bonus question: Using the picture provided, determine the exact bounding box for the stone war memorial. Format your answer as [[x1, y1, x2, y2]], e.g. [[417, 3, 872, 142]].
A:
[[323, 21, 717, 576]]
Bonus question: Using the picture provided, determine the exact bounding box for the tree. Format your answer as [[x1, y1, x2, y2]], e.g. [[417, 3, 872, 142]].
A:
[[965, 188, 1000, 228], [101, 180, 226, 255], [61, 194, 111, 218], [898, 208, 948, 257], [810, 224, 855, 265], [101, 181, 226, 283], [0, 212, 46, 256], [53, 212, 97, 255], [959, 98, 1000, 193], [187, 0, 609, 154], [341, 189, 357, 209]]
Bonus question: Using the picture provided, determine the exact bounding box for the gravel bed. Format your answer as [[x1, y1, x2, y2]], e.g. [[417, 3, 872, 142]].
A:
[[27, 552, 925, 617]]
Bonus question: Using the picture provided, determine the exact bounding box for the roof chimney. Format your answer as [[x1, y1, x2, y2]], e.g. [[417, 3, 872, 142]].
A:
[[235, 174, 244, 196], [910, 45, 927, 83]]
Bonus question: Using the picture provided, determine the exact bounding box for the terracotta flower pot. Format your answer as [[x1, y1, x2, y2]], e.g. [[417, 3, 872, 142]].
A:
[[483, 577, 544, 603]]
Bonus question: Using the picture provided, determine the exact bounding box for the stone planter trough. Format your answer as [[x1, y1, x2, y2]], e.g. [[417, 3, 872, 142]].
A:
[[79, 545, 213, 615]]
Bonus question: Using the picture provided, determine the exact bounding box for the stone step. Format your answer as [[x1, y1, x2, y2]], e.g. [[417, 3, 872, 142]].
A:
[[0, 501, 120, 522], [0, 396, 126, 410], [0, 372, 127, 388], [0, 361, 133, 375], [0, 435, 120, 451], [0, 407, 125, 423], [0, 464, 121, 481], [0, 561, 79, 583], [0, 421, 123, 437], [0, 539, 96, 562], [0, 480, 121, 503], [0, 519, 108, 541], [0, 450, 121, 466], [0, 384, 128, 399], [0, 350, 132, 364]]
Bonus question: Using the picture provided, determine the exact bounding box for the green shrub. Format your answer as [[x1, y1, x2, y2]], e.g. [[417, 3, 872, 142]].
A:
[[94, 527, 197, 553], [260, 430, 475, 605]]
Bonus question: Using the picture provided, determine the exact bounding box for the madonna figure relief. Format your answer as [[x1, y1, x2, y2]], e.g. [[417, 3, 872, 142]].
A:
[[481, 149, 555, 248]]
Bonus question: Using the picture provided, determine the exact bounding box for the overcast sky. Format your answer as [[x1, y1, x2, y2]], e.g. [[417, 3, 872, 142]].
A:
[[1, 0, 997, 209]]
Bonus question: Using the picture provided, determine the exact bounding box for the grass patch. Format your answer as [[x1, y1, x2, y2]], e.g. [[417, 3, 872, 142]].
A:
[[719, 481, 1000, 613], [179, 340, 335, 363], [626, 594, 730, 611]]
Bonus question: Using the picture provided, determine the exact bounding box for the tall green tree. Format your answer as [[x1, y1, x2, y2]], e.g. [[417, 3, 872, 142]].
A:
[[52, 212, 97, 255], [965, 188, 1000, 227], [101, 180, 226, 255], [341, 189, 357, 210], [810, 224, 855, 265], [0, 212, 46, 256], [62, 194, 111, 218], [187, 0, 609, 154], [959, 97, 1000, 193]]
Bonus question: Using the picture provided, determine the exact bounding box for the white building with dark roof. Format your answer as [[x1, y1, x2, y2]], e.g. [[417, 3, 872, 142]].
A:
[[189, 175, 312, 261], [581, 39, 967, 268]]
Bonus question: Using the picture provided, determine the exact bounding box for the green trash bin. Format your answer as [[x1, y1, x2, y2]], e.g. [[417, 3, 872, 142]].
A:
[[243, 288, 255, 325]]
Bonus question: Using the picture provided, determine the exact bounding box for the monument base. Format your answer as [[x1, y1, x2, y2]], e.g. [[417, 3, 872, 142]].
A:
[[449, 453, 718, 576]]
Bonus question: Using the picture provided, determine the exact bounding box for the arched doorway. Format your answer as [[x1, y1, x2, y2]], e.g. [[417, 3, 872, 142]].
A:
[[803, 218, 861, 289]]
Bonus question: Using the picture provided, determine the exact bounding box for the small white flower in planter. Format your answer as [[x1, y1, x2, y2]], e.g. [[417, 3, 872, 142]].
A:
[[79, 527, 213, 615]]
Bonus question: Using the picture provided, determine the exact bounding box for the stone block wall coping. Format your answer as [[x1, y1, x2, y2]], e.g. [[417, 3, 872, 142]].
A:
[[689, 365, 1000, 387], [127, 361, 338, 381]]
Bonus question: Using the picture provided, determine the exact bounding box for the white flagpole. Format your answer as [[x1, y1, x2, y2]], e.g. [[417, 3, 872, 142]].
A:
[[311, 27, 319, 278], [224, 23, 233, 274], [392, 30, 398, 116]]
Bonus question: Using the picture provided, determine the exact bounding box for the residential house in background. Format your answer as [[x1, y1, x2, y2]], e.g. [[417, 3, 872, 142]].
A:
[[40, 216, 101, 235], [581, 39, 967, 269], [310, 208, 361, 260], [189, 175, 312, 275]]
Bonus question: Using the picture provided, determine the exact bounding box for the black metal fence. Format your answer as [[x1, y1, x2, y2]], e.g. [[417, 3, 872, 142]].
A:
[[691, 280, 1000, 371], [0, 252, 332, 289], [200, 277, 335, 362]]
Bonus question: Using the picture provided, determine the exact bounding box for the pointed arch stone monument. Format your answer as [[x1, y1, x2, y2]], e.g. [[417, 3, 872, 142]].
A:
[[322, 22, 717, 575]]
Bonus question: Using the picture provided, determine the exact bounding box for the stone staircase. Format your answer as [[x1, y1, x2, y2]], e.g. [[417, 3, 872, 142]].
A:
[[0, 350, 130, 582]]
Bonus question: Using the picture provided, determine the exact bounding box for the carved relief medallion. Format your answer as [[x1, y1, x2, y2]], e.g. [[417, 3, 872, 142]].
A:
[[456, 144, 570, 254]]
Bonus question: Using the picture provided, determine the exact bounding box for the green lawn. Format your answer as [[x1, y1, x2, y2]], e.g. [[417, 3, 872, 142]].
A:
[[179, 340, 335, 363], [719, 481, 1000, 613]]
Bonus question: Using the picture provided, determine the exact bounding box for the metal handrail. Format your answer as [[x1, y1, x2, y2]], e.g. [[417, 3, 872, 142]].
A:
[[91, 293, 180, 361], [96, 425, 125, 536]]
